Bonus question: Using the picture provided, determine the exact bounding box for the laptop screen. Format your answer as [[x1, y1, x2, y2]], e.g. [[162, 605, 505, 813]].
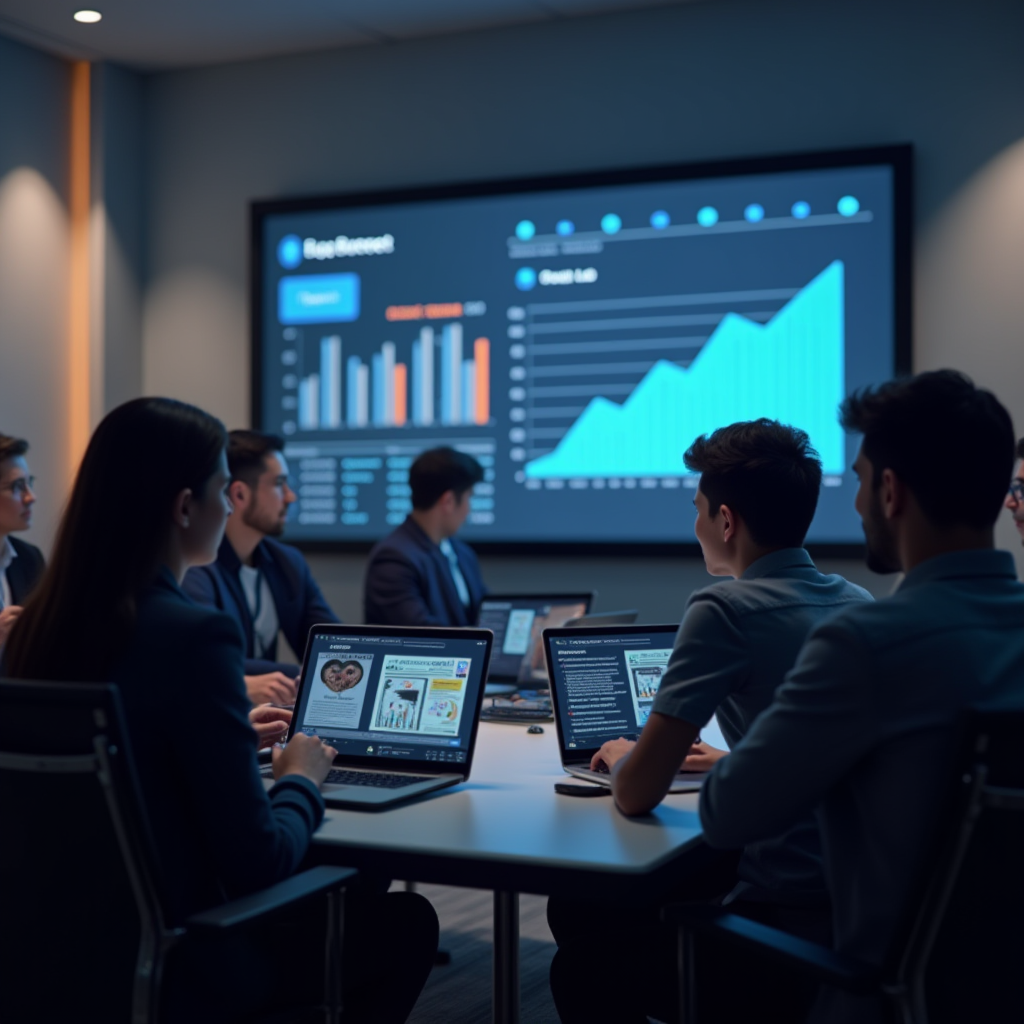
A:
[[544, 625, 680, 758], [292, 628, 491, 768], [477, 594, 593, 682]]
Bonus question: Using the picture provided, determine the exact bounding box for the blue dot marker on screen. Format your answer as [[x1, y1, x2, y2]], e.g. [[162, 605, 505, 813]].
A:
[[277, 234, 303, 270], [515, 220, 536, 241], [697, 206, 719, 228], [515, 267, 537, 291], [791, 201, 811, 219], [650, 210, 670, 229], [744, 203, 765, 223], [837, 195, 860, 217], [601, 213, 622, 235], [556, 220, 575, 237]]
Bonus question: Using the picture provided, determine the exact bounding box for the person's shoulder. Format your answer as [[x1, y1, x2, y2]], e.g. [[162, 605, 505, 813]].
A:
[[367, 520, 424, 563], [9, 535, 44, 565], [137, 578, 242, 649], [263, 535, 311, 574]]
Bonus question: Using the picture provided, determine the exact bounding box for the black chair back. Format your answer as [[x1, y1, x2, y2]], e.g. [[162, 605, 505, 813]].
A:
[[896, 709, 1024, 1023], [0, 680, 170, 1024]]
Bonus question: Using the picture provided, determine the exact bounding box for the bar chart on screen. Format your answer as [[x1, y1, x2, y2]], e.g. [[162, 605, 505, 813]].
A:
[[290, 325, 492, 432]]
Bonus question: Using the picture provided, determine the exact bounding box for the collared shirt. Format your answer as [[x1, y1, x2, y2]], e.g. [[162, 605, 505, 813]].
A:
[[699, 549, 1024, 1023], [0, 536, 16, 609], [653, 547, 872, 900], [439, 538, 471, 607]]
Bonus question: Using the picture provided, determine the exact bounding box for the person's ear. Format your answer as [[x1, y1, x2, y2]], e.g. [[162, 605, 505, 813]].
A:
[[718, 503, 738, 544], [173, 488, 194, 529], [878, 468, 906, 520], [228, 480, 250, 509]]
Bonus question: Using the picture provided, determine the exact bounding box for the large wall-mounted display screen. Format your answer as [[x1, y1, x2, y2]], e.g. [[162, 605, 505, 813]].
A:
[[252, 146, 910, 550]]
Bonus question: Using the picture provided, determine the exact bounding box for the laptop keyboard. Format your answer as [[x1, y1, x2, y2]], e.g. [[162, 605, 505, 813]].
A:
[[325, 769, 423, 789]]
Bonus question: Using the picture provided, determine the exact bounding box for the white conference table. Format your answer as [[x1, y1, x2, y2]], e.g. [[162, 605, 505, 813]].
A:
[[309, 721, 706, 1024]]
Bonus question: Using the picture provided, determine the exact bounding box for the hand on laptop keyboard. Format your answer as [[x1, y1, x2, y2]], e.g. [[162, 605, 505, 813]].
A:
[[272, 732, 337, 786]]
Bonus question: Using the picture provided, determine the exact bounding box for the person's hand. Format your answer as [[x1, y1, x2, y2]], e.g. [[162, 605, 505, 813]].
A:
[[591, 737, 636, 772], [244, 672, 298, 706], [0, 605, 23, 646], [682, 739, 729, 772], [248, 705, 293, 749], [272, 732, 336, 785]]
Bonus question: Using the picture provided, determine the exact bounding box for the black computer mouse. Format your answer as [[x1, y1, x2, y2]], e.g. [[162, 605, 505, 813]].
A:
[[527, 725, 544, 735]]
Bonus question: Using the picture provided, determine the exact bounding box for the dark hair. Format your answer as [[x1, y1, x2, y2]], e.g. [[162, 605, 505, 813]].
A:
[[6, 398, 227, 681], [409, 447, 484, 510], [684, 419, 823, 548], [0, 434, 28, 464], [227, 430, 285, 488], [1016, 438, 1024, 461], [839, 370, 1014, 530]]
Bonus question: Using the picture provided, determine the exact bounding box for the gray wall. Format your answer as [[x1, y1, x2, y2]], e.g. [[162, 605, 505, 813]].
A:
[[0, 34, 70, 554], [137, 0, 1024, 618]]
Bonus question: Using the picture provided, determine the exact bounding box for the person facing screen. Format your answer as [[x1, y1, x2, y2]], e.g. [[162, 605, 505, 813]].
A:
[[547, 418, 872, 1024], [363, 446, 488, 626], [183, 429, 340, 707], [3, 397, 438, 1023], [0, 432, 43, 648]]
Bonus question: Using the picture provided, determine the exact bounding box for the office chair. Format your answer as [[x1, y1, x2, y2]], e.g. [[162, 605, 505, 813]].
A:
[[0, 679, 355, 1024], [664, 708, 1024, 1024]]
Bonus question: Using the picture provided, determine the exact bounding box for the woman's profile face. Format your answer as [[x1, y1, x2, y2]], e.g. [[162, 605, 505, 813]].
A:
[[183, 450, 232, 568]]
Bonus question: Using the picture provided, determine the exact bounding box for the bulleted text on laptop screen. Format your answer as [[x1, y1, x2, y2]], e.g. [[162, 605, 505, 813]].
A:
[[295, 632, 489, 764], [548, 628, 679, 752], [478, 596, 590, 681]]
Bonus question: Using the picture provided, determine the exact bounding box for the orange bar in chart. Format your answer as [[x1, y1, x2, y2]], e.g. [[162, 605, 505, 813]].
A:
[[394, 363, 408, 426], [474, 338, 490, 425]]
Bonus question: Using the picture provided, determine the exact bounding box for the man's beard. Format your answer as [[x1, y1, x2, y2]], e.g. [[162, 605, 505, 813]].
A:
[[862, 488, 901, 574], [243, 503, 286, 538]]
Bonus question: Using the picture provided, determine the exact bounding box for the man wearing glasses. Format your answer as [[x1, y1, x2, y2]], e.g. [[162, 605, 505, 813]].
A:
[[0, 433, 43, 646], [1004, 439, 1024, 543]]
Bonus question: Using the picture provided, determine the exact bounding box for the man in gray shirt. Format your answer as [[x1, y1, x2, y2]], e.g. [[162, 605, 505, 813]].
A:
[[701, 371, 1024, 1023], [548, 419, 871, 1024]]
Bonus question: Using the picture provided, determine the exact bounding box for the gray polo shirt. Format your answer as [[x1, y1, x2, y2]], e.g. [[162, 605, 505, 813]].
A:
[[700, 549, 1024, 1023], [653, 548, 872, 901]]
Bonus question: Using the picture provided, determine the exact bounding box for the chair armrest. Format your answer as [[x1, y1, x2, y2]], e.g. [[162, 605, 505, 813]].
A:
[[662, 903, 881, 993], [186, 866, 358, 932]]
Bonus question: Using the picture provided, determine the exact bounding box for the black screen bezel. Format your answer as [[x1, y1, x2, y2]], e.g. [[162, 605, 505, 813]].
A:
[[543, 622, 682, 764], [291, 623, 494, 776], [251, 143, 913, 558]]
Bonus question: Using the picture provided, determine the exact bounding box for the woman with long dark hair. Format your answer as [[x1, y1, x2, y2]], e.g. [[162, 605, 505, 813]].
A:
[[6, 397, 437, 1021]]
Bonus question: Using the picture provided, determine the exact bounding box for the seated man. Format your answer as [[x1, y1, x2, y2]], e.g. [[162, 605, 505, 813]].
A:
[[700, 371, 1024, 1023], [1003, 435, 1024, 544], [364, 447, 487, 626], [548, 419, 872, 1024], [0, 433, 43, 647], [183, 430, 339, 705]]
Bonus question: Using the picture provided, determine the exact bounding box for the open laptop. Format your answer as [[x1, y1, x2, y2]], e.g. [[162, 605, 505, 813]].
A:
[[543, 623, 707, 793], [263, 624, 493, 809], [565, 610, 639, 628], [477, 592, 594, 687]]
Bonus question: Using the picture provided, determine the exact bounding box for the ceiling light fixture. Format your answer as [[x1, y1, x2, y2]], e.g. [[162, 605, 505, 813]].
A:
[[73, 10, 102, 23]]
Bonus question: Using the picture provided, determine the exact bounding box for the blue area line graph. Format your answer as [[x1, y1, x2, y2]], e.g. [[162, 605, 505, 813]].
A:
[[524, 261, 845, 479]]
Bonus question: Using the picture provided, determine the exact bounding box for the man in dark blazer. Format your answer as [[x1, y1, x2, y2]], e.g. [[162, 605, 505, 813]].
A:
[[0, 433, 44, 646], [183, 431, 339, 705], [364, 447, 487, 626]]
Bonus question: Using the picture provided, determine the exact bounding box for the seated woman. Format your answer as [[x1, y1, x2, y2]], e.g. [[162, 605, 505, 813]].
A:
[[5, 397, 438, 1023]]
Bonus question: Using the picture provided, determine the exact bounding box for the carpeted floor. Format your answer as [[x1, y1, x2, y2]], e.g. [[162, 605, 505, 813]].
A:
[[405, 884, 560, 1024]]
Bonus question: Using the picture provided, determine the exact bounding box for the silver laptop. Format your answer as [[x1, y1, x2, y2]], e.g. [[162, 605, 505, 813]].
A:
[[543, 623, 706, 793], [476, 592, 594, 689], [264, 624, 493, 809]]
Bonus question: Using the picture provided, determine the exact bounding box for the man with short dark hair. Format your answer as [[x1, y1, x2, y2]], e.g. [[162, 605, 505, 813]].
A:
[[364, 446, 487, 626], [699, 371, 1024, 1023], [0, 433, 43, 647], [1002, 437, 1024, 544], [183, 430, 339, 705], [547, 418, 871, 1024]]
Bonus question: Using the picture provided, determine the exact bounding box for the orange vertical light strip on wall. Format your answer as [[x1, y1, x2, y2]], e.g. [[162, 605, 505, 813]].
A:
[[68, 61, 92, 473], [474, 338, 490, 425], [393, 363, 408, 426]]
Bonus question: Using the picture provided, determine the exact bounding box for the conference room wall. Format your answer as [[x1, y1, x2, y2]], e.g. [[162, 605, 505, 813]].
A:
[[135, 0, 1024, 617], [0, 34, 71, 556]]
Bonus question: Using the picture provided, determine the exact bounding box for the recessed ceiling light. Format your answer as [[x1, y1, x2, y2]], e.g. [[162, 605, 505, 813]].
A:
[[73, 10, 102, 23]]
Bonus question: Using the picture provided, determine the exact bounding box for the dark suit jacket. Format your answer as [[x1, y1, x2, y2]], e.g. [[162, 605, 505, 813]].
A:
[[6, 536, 44, 605], [363, 516, 487, 627], [182, 536, 339, 675], [112, 568, 325, 926]]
